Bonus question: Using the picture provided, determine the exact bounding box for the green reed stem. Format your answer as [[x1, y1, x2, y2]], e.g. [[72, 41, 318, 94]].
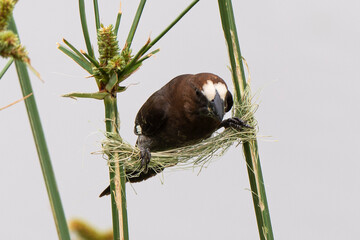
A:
[[8, 17, 71, 240], [126, 0, 146, 48], [104, 95, 129, 240], [114, 5, 122, 36], [93, 0, 100, 30], [217, 1, 274, 239], [79, 0, 94, 57]]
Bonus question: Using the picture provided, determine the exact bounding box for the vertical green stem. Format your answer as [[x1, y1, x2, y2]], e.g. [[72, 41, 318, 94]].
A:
[[114, 7, 122, 36], [218, 0, 245, 101], [79, 0, 95, 57], [104, 95, 129, 240], [8, 18, 71, 240], [93, 0, 101, 30], [217, 1, 274, 240], [126, 0, 146, 48]]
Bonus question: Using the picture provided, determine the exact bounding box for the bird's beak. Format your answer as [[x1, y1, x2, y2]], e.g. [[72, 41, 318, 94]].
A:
[[209, 91, 225, 121]]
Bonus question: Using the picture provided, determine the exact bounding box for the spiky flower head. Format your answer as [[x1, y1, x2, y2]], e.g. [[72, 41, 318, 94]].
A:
[[0, 30, 29, 63], [97, 25, 119, 67], [93, 25, 133, 91]]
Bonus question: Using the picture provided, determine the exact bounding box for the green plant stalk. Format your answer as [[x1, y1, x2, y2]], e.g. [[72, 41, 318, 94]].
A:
[[79, 0, 94, 57], [126, 0, 146, 48], [8, 18, 71, 240], [104, 95, 129, 240], [114, 7, 122, 36], [93, 0, 100, 30], [217, 1, 274, 240], [0, 57, 13, 79]]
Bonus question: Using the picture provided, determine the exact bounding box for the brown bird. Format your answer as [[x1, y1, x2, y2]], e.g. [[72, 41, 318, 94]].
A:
[[99, 73, 249, 197]]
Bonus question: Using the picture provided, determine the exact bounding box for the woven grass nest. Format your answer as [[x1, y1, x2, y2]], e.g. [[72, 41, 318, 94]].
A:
[[102, 87, 258, 179]]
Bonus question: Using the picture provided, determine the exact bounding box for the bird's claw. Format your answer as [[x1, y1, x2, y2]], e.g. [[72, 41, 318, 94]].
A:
[[219, 117, 253, 131], [140, 147, 151, 173]]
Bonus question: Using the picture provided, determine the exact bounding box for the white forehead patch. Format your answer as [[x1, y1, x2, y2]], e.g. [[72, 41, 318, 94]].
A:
[[214, 82, 227, 100], [201, 80, 216, 101], [201, 80, 227, 101]]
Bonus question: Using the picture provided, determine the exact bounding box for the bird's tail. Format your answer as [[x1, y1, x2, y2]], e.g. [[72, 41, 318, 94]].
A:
[[99, 185, 111, 198], [99, 167, 164, 197]]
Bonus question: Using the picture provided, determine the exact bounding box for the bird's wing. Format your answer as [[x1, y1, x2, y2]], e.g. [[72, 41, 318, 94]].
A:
[[134, 92, 169, 136]]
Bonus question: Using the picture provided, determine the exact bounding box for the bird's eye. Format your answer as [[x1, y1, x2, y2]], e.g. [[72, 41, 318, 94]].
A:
[[225, 91, 233, 112], [195, 88, 201, 96]]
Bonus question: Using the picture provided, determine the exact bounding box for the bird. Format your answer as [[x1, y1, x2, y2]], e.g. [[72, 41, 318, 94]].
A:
[[99, 72, 250, 197]]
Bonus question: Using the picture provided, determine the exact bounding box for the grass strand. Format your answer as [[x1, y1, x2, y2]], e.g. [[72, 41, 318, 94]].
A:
[[79, 0, 95, 57], [93, 0, 100, 30], [125, 0, 146, 48], [114, 3, 122, 36], [57, 43, 93, 74], [0, 58, 13, 79], [62, 39, 92, 67]]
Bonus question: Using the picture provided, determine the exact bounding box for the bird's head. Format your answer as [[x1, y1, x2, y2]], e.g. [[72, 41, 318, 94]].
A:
[[191, 73, 233, 121]]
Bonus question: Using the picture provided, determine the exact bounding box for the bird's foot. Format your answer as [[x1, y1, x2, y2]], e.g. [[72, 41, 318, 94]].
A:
[[219, 117, 252, 131], [140, 147, 151, 173]]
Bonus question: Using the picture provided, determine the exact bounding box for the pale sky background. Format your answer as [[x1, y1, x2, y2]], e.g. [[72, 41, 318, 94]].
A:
[[1, 0, 360, 239]]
